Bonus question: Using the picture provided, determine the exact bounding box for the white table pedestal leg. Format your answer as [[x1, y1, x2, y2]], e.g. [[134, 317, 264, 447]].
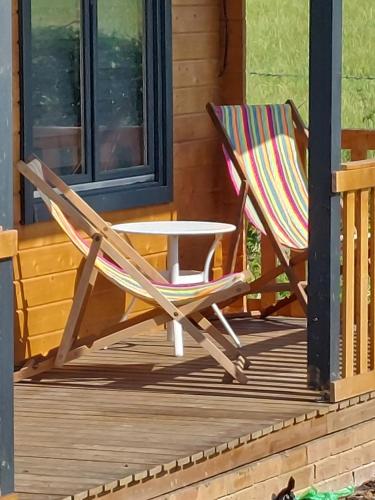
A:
[[167, 235, 184, 356]]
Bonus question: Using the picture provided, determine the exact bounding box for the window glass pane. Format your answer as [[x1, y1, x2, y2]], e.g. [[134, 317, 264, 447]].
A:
[[96, 0, 146, 175], [30, 1, 84, 177]]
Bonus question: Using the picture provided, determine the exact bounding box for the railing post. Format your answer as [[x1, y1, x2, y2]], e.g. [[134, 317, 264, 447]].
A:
[[0, 0, 15, 497], [308, 0, 342, 392]]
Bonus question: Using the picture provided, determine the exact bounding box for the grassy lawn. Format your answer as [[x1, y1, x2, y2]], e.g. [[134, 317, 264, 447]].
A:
[[245, 0, 375, 283], [246, 0, 375, 129]]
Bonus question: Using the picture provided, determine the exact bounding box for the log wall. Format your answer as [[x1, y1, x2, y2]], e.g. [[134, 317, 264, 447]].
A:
[[11, 0, 246, 363]]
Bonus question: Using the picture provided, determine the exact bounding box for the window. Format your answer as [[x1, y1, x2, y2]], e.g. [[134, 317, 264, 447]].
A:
[[20, 0, 172, 223]]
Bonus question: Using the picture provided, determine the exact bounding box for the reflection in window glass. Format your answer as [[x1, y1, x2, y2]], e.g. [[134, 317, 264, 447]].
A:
[[96, 0, 145, 174], [31, 0, 83, 177]]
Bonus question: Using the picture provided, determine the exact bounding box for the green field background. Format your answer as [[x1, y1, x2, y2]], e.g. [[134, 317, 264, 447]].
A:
[[31, 0, 375, 130], [246, 0, 375, 129]]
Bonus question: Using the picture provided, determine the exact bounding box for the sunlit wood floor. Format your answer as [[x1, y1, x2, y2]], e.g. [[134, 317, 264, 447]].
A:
[[14, 317, 326, 500]]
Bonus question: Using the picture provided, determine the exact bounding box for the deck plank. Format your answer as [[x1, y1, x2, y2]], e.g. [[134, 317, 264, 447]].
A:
[[17, 494, 62, 500], [15, 317, 324, 500]]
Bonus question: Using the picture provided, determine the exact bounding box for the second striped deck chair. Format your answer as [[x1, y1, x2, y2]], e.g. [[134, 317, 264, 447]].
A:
[[207, 101, 308, 317], [16, 159, 251, 384]]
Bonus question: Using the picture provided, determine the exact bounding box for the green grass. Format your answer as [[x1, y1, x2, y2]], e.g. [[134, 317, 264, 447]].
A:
[[245, 0, 375, 283], [246, 0, 375, 128]]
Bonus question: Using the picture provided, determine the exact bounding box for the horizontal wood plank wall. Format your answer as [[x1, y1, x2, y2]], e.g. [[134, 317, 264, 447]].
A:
[[12, 0, 246, 363], [173, 0, 245, 277], [216, 0, 247, 311]]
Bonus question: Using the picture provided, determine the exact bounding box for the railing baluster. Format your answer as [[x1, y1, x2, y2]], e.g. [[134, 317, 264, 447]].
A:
[[355, 189, 369, 374], [342, 191, 356, 377], [351, 148, 368, 161]]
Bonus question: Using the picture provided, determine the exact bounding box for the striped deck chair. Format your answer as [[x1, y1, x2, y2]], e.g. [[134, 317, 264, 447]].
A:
[[207, 101, 308, 317], [16, 159, 251, 383]]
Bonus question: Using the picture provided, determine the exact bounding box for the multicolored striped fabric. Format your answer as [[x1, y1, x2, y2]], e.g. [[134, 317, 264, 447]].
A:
[[28, 161, 244, 305], [215, 104, 308, 250]]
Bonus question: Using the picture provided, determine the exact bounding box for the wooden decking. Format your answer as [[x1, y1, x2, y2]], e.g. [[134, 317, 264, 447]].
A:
[[15, 317, 326, 500]]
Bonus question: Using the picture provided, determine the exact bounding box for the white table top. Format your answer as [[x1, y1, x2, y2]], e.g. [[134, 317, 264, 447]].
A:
[[112, 220, 236, 236]]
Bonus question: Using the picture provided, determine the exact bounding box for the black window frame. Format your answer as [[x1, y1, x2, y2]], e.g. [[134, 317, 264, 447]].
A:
[[19, 0, 173, 224]]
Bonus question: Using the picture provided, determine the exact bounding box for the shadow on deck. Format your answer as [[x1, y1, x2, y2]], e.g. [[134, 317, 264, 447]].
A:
[[15, 317, 325, 500]]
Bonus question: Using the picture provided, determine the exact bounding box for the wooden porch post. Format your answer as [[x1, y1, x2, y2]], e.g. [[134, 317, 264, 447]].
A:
[[0, 0, 15, 496], [308, 0, 342, 392]]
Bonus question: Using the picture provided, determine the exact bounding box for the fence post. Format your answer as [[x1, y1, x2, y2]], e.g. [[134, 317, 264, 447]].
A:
[[308, 0, 342, 393]]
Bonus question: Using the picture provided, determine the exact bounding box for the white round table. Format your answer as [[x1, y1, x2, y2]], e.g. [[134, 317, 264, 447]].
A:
[[112, 220, 237, 356]]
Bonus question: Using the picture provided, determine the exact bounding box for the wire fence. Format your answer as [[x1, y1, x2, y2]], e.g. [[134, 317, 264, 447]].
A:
[[248, 71, 375, 81]]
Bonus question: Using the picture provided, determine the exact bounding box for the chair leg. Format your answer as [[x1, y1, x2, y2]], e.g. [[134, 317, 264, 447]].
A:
[[291, 280, 308, 313], [262, 251, 307, 316], [179, 316, 248, 384], [15, 308, 166, 382], [15, 308, 248, 383], [192, 313, 250, 370], [193, 313, 239, 354], [55, 235, 101, 367], [277, 253, 308, 314], [260, 293, 297, 318], [228, 180, 249, 274], [269, 275, 307, 316]]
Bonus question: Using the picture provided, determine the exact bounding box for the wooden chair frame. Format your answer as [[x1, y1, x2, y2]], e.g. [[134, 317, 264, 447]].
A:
[[16, 159, 252, 384], [207, 100, 309, 318]]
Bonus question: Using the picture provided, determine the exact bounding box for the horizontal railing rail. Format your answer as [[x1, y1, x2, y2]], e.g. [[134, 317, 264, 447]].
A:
[[341, 129, 375, 161]]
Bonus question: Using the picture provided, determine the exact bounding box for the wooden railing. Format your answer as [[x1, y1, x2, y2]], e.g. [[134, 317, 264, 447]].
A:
[[342, 129, 375, 161], [257, 128, 375, 318], [333, 129, 375, 400], [331, 158, 375, 401], [252, 127, 375, 399]]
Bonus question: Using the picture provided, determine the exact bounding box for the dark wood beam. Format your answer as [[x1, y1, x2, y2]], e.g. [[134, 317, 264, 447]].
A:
[[0, 0, 15, 496], [308, 0, 342, 392]]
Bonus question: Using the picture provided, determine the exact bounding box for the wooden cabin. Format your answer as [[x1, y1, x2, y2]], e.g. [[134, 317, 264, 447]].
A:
[[11, 0, 246, 364], [1, 0, 375, 499]]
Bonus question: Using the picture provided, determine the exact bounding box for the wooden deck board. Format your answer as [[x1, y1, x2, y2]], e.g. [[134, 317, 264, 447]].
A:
[[15, 317, 325, 500]]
